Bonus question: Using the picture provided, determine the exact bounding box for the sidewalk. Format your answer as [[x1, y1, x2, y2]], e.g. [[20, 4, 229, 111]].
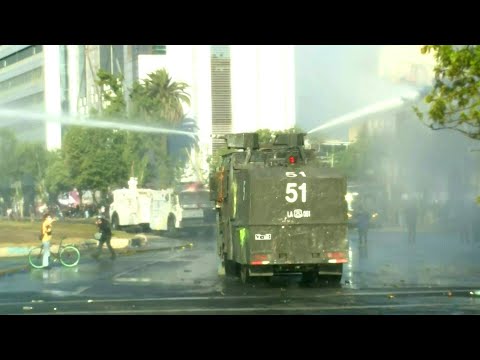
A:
[[0, 234, 193, 277]]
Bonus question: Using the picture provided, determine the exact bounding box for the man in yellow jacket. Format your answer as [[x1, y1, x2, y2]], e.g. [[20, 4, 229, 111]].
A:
[[40, 213, 57, 268]]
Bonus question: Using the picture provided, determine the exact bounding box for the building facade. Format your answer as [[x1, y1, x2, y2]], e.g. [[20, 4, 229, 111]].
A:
[[130, 45, 296, 154], [0, 45, 70, 150], [1, 45, 297, 156]]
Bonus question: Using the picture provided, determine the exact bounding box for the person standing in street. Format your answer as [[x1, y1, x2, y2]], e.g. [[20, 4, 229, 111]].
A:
[[92, 215, 116, 260], [356, 206, 370, 246], [405, 202, 417, 244], [40, 213, 57, 268]]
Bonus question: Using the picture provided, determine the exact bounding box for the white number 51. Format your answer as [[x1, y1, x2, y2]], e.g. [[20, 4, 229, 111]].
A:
[[285, 183, 307, 203]]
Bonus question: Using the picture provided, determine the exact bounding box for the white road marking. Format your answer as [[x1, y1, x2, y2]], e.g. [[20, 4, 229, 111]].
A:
[[27, 301, 475, 315], [0, 287, 476, 308]]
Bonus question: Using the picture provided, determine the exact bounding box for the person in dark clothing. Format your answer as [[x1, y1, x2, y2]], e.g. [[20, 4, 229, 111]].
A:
[[405, 203, 417, 244], [356, 207, 370, 246], [92, 215, 116, 260]]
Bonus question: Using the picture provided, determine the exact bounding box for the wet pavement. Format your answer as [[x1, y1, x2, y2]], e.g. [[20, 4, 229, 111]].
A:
[[1, 230, 480, 314]]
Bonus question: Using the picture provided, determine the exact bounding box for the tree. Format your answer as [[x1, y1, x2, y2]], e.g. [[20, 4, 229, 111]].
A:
[[415, 45, 480, 139], [130, 69, 190, 125], [16, 142, 49, 215], [62, 127, 129, 193], [44, 150, 72, 203], [255, 126, 307, 144], [335, 126, 376, 181], [128, 69, 192, 188], [0, 129, 50, 214], [94, 69, 127, 119], [0, 129, 17, 207], [208, 127, 309, 172], [58, 68, 192, 194]]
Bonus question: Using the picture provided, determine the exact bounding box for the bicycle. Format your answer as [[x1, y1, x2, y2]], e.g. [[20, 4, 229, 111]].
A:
[[28, 236, 81, 268]]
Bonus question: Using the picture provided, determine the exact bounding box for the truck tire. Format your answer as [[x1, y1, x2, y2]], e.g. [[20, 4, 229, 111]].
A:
[[326, 264, 343, 285], [224, 258, 236, 277], [322, 264, 343, 285], [301, 270, 318, 285], [326, 274, 343, 285]]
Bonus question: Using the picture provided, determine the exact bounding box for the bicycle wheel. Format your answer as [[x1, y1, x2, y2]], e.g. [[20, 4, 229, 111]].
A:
[[28, 247, 44, 269], [59, 245, 80, 267]]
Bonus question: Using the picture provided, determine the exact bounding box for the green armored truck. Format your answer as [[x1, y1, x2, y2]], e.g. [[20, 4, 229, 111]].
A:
[[210, 133, 348, 284]]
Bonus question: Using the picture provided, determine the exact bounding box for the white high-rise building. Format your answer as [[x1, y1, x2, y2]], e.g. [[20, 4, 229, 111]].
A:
[[135, 45, 296, 154]]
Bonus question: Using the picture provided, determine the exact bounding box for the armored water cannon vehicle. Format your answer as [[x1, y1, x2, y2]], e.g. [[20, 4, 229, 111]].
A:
[[210, 132, 349, 284]]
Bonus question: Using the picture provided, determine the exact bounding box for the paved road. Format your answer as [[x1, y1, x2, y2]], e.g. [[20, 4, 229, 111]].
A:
[[1, 230, 480, 314]]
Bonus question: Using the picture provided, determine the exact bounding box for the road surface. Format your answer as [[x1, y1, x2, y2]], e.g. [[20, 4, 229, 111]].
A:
[[1, 230, 480, 314]]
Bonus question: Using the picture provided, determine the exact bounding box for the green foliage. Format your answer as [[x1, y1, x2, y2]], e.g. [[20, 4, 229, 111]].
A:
[[130, 68, 190, 125], [207, 147, 234, 174], [255, 126, 307, 144], [55, 67, 192, 197], [256, 128, 275, 144], [207, 127, 309, 172], [16, 142, 49, 181], [44, 150, 72, 198], [95, 69, 127, 119], [335, 127, 374, 181], [62, 127, 129, 192], [1, 68, 193, 208], [416, 45, 480, 139], [0, 129, 50, 207], [0, 129, 17, 184]]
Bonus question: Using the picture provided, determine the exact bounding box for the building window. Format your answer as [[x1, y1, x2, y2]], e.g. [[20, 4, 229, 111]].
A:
[[152, 45, 167, 55], [210, 45, 232, 153], [33, 45, 43, 55], [112, 45, 124, 75], [211, 45, 230, 58], [100, 45, 125, 75], [78, 45, 87, 98], [59, 45, 69, 114], [0, 67, 43, 94], [5, 92, 44, 108], [0, 46, 42, 70], [100, 45, 113, 73]]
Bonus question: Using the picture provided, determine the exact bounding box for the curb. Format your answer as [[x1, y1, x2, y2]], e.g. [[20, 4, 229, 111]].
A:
[[0, 236, 144, 258], [115, 243, 193, 257], [0, 242, 193, 278], [0, 265, 29, 277]]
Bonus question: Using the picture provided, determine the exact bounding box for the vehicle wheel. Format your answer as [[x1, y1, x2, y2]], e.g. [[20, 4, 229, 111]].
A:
[[224, 258, 236, 277], [240, 264, 250, 284], [301, 270, 318, 284], [111, 213, 120, 230], [28, 247, 44, 269], [326, 275, 343, 284], [59, 246, 80, 267], [325, 264, 343, 285]]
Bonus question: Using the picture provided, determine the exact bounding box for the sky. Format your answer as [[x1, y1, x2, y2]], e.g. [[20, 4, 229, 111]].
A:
[[294, 45, 423, 140]]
